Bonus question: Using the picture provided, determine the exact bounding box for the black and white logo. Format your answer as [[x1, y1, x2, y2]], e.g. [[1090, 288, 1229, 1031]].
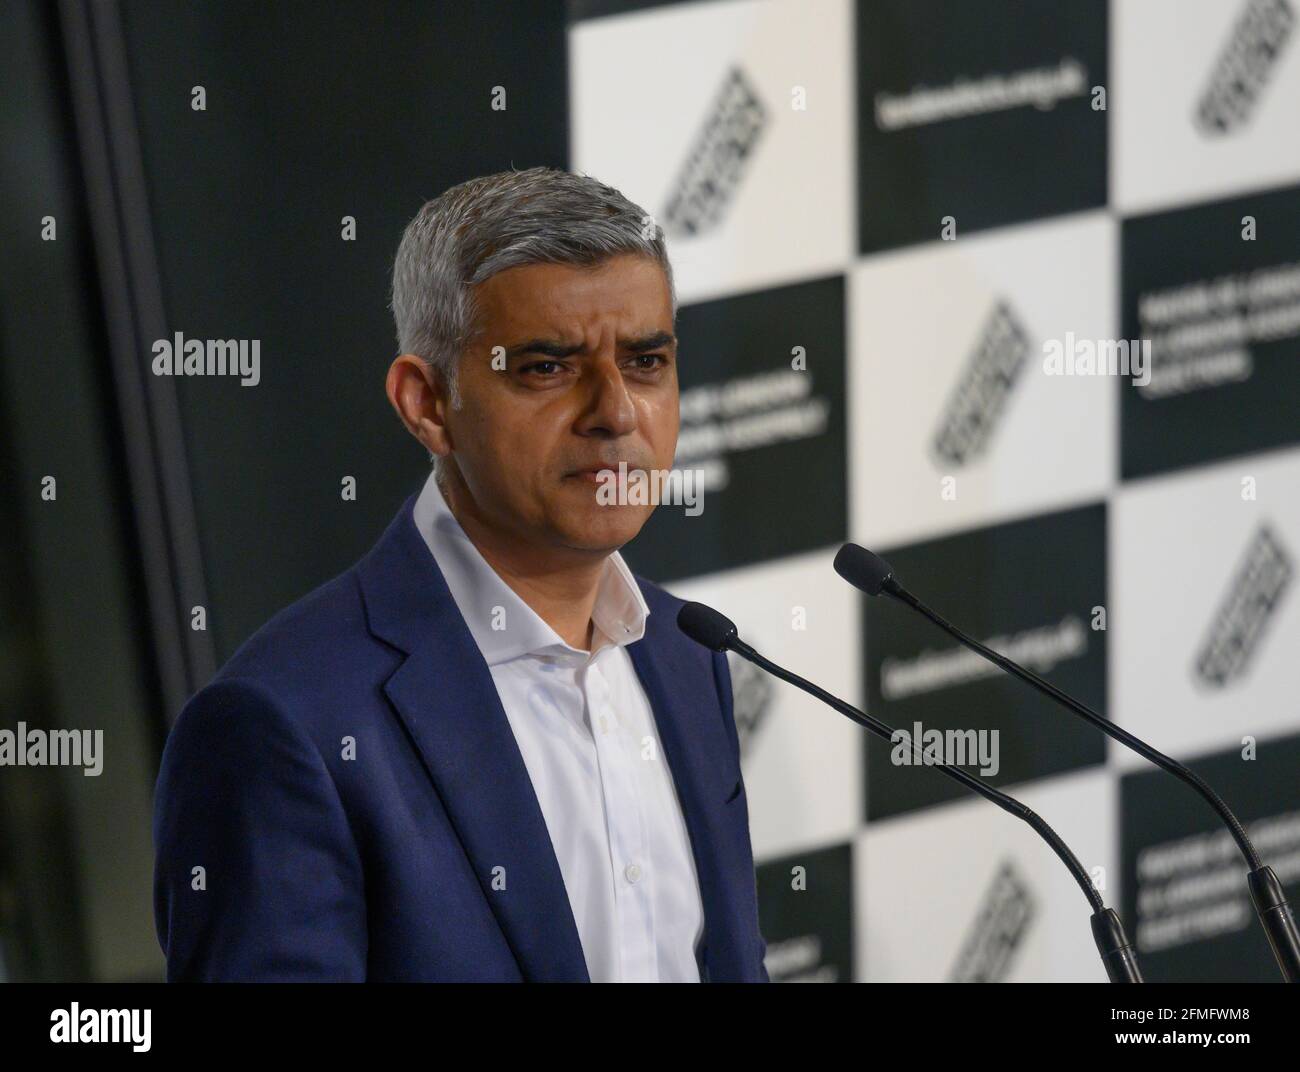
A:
[[948, 861, 1036, 983], [728, 649, 773, 758], [1194, 523, 1292, 688], [931, 300, 1030, 469], [663, 66, 767, 238], [1195, 0, 1294, 135]]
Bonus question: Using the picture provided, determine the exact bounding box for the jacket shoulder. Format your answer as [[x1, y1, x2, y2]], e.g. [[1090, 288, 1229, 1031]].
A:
[[201, 564, 393, 722]]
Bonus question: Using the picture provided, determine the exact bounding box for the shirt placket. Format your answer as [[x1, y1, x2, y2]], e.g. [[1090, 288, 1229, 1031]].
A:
[[582, 653, 657, 982]]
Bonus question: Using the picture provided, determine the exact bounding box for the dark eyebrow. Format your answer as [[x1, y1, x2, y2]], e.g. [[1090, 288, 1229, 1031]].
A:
[[504, 339, 586, 360], [622, 331, 676, 354], [504, 331, 676, 360]]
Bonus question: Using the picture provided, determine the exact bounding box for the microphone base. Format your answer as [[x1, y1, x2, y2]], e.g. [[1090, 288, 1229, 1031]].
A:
[[1248, 866, 1300, 983], [1091, 908, 1143, 983]]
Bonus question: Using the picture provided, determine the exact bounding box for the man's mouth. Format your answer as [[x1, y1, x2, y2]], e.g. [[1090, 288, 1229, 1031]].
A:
[[564, 462, 639, 484]]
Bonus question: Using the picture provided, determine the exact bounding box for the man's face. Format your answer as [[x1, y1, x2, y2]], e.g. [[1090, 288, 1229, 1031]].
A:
[[442, 253, 679, 556]]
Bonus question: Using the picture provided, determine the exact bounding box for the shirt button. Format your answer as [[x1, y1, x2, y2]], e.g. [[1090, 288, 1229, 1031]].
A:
[[624, 863, 642, 884]]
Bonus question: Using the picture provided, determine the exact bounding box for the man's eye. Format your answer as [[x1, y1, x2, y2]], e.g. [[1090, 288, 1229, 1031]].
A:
[[521, 360, 563, 376], [629, 353, 666, 370]]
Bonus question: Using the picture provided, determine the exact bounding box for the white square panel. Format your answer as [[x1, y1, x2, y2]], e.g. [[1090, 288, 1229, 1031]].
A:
[[850, 211, 1118, 549], [857, 767, 1116, 982], [570, 0, 854, 305], [1111, 449, 1300, 770], [1113, 0, 1300, 214]]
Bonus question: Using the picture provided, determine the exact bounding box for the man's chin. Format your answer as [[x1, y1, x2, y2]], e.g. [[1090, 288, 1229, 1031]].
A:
[[552, 502, 653, 554]]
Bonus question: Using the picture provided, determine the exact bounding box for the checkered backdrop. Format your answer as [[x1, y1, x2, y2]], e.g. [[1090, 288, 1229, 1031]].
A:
[[12, 0, 1296, 984], [571, 0, 1300, 982]]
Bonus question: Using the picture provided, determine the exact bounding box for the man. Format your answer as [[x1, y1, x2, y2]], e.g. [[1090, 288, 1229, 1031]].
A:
[[153, 167, 769, 982]]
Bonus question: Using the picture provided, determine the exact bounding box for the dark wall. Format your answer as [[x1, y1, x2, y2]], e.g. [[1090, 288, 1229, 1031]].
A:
[[119, 0, 570, 663], [0, 0, 569, 981]]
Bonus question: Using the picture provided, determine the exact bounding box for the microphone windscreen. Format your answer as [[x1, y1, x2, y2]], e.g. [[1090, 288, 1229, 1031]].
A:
[[834, 543, 895, 596], [676, 601, 739, 652]]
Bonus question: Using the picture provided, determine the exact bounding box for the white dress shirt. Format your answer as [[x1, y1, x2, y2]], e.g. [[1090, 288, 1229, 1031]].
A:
[[413, 470, 705, 982]]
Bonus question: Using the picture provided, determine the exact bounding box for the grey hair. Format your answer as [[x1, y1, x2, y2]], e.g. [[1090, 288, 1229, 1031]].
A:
[[390, 167, 676, 409]]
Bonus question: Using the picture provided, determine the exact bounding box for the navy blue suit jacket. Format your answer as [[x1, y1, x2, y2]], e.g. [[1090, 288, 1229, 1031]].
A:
[[153, 493, 769, 982]]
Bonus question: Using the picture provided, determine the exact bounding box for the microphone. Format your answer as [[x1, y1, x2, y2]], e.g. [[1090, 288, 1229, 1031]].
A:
[[677, 600, 1143, 983], [678, 600, 739, 652], [834, 542, 1300, 983]]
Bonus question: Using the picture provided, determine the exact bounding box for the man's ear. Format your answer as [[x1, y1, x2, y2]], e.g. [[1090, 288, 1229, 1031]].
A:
[[386, 354, 455, 459]]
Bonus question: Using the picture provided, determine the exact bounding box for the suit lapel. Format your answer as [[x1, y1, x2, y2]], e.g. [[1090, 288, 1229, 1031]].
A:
[[628, 599, 752, 983], [357, 496, 590, 982]]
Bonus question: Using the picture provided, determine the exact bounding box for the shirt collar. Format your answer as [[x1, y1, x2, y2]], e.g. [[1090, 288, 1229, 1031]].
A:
[[411, 468, 649, 666]]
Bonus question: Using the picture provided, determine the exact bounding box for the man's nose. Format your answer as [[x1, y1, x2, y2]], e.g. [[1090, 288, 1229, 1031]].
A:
[[575, 357, 638, 438]]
